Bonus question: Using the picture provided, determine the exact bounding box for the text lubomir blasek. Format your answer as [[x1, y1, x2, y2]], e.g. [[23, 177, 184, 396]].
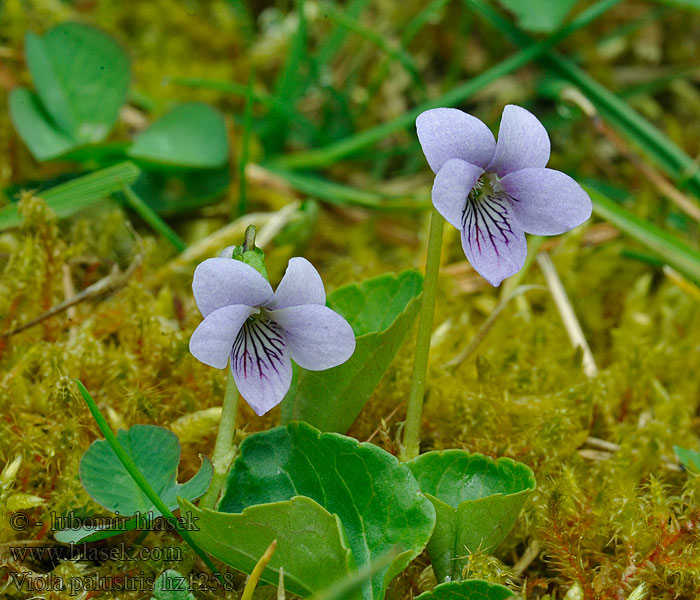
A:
[[48, 510, 200, 532]]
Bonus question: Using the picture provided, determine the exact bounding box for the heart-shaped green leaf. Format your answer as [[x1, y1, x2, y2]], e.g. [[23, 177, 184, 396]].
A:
[[415, 580, 515, 600], [281, 270, 423, 432], [189, 422, 434, 599], [55, 425, 212, 544], [407, 451, 536, 583], [25, 23, 130, 146], [128, 103, 229, 169], [9, 88, 76, 161], [180, 496, 357, 598]]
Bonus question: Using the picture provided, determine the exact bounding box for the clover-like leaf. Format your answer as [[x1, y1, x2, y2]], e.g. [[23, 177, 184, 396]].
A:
[[9, 88, 76, 161], [407, 450, 535, 583], [415, 580, 515, 600], [128, 103, 229, 169], [151, 570, 196, 600], [24, 23, 130, 146], [674, 445, 700, 472], [55, 425, 212, 544], [186, 422, 435, 600], [281, 270, 423, 432]]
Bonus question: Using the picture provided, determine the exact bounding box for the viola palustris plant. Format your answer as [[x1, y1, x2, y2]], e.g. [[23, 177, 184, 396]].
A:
[[189, 251, 355, 415], [13, 6, 698, 600], [417, 105, 592, 285]]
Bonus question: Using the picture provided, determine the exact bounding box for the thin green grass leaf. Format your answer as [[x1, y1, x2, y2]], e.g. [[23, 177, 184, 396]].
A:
[[73, 380, 222, 583], [321, 3, 424, 91], [263, 166, 428, 210], [122, 186, 186, 252], [586, 184, 700, 282], [0, 161, 140, 231], [269, 0, 622, 170], [465, 0, 700, 200]]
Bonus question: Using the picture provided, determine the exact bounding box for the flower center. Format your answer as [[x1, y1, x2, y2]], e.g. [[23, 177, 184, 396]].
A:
[[468, 172, 503, 204]]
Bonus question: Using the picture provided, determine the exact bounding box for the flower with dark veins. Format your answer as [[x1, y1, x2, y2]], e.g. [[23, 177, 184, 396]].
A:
[[416, 104, 592, 286], [189, 256, 356, 416]]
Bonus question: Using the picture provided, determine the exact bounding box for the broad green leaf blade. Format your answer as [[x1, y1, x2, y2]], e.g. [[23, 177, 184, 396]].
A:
[[0, 161, 141, 231], [128, 103, 229, 169], [25, 23, 130, 144], [407, 451, 535, 583], [415, 580, 515, 600], [496, 0, 577, 32], [218, 422, 436, 600], [281, 270, 423, 432], [674, 445, 700, 472], [587, 185, 700, 282], [62, 425, 212, 543], [9, 88, 76, 161], [152, 570, 196, 600], [179, 496, 358, 599]]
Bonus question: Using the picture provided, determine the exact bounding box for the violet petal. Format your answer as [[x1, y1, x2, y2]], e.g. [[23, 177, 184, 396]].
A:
[[487, 105, 550, 177], [501, 167, 593, 235], [432, 158, 484, 229], [192, 257, 273, 317], [416, 108, 496, 173], [269, 304, 356, 371], [461, 194, 527, 286], [189, 304, 254, 369], [231, 318, 293, 416], [265, 257, 326, 310]]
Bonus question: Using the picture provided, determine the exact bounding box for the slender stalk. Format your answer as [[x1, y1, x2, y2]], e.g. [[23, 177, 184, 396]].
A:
[[122, 185, 187, 252], [400, 208, 444, 461], [73, 380, 222, 581], [199, 370, 239, 509]]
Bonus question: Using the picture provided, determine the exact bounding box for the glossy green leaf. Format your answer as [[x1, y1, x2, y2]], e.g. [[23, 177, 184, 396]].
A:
[[0, 161, 141, 231], [128, 103, 228, 169], [407, 450, 535, 583], [55, 425, 212, 544], [25, 23, 130, 144], [415, 581, 515, 600], [495, 0, 577, 32], [212, 422, 435, 600], [674, 445, 700, 472], [180, 496, 356, 598], [281, 270, 423, 432], [9, 88, 76, 161], [151, 570, 195, 600]]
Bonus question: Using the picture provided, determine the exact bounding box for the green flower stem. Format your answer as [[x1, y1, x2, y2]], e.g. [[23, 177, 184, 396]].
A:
[[199, 370, 239, 510], [400, 208, 444, 461], [74, 379, 222, 582]]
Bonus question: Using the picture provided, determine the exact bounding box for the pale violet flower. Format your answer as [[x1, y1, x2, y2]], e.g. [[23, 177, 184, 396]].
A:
[[417, 104, 592, 286], [189, 257, 356, 416]]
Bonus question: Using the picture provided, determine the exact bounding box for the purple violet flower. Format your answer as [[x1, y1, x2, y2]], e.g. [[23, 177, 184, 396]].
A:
[[416, 104, 592, 286], [189, 256, 356, 416]]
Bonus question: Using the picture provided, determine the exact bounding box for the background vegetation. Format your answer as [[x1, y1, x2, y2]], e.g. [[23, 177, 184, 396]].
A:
[[2, 0, 700, 598]]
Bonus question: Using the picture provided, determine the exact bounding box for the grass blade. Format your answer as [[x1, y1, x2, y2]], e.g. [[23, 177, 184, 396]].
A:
[[0, 161, 140, 231], [74, 380, 223, 582], [465, 0, 700, 199], [122, 186, 187, 252], [269, 0, 623, 170], [586, 184, 700, 282]]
